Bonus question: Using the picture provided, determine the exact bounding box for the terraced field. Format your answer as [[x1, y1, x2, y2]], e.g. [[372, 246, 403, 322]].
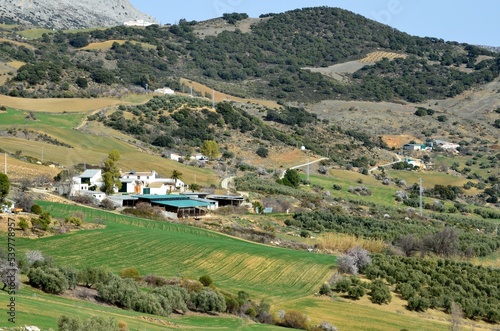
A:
[[359, 51, 407, 63]]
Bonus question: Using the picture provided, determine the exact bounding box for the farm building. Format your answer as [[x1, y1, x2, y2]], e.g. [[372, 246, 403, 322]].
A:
[[154, 87, 175, 95], [135, 194, 213, 218], [118, 170, 185, 194], [403, 144, 427, 151], [123, 20, 155, 27], [206, 194, 245, 207], [74, 190, 106, 202], [57, 169, 103, 196]]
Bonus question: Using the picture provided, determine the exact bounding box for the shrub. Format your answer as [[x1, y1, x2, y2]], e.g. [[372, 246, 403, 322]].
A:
[[282, 310, 309, 330], [28, 267, 69, 294], [189, 288, 226, 313], [256, 146, 269, 158], [319, 283, 331, 296], [119, 267, 141, 280], [65, 216, 82, 226], [407, 295, 430, 312], [199, 274, 213, 287], [31, 204, 42, 215], [18, 218, 30, 230], [32, 212, 52, 231], [58, 315, 117, 331], [348, 285, 365, 300], [369, 280, 392, 304]]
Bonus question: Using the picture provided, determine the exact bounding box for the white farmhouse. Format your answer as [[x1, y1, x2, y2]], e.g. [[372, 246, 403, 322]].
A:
[[154, 87, 175, 95], [123, 20, 155, 27], [57, 169, 103, 196]]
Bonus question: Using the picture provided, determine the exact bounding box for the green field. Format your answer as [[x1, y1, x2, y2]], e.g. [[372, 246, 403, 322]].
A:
[[16, 202, 335, 300], [0, 108, 218, 186], [0, 203, 461, 330]]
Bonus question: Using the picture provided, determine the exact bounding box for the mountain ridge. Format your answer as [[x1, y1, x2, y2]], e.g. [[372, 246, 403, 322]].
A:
[[0, 0, 156, 29]]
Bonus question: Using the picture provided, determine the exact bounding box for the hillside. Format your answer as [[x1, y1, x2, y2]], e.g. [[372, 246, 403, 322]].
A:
[[0, 6, 499, 331], [0, 7, 499, 104], [0, 0, 156, 29]]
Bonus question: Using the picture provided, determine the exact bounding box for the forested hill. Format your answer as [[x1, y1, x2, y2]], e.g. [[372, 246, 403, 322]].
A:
[[1, 6, 500, 103]]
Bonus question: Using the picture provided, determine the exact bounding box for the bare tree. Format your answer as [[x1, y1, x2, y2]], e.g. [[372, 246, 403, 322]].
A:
[[450, 302, 463, 331], [14, 192, 34, 212], [431, 227, 459, 257], [337, 246, 372, 275], [396, 235, 422, 257], [26, 250, 45, 266], [19, 177, 33, 192]]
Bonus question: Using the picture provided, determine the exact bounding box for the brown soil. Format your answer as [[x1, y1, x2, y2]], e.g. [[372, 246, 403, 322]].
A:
[[0, 154, 61, 182], [381, 135, 422, 148]]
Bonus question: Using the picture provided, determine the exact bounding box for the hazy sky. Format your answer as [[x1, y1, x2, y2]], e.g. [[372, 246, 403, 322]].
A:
[[130, 0, 499, 46]]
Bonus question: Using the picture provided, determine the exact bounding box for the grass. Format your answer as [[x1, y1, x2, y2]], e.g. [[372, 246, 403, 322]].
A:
[[18, 27, 108, 39], [434, 154, 497, 179], [79, 40, 156, 51], [0, 95, 131, 112], [384, 169, 475, 188], [306, 171, 398, 206], [0, 37, 35, 49], [0, 107, 217, 185], [179, 78, 281, 109], [16, 202, 334, 301], [6, 60, 26, 69], [2, 202, 458, 331]]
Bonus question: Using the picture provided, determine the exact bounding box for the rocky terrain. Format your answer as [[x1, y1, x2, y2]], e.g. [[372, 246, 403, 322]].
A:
[[0, 0, 156, 29]]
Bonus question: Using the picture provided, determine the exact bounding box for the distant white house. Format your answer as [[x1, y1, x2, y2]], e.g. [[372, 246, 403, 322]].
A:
[[154, 87, 175, 95], [123, 20, 155, 27], [57, 169, 103, 196], [191, 154, 208, 161], [74, 190, 106, 202], [119, 170, 186, 194], [170, 153, 182, 162]]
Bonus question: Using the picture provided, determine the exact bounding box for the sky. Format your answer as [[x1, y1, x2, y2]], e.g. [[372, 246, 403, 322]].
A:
[[129, 0, 500, 46]]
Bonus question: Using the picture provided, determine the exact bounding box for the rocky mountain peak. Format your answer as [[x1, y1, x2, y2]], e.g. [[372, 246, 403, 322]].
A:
[[0, 0, 157, 29]]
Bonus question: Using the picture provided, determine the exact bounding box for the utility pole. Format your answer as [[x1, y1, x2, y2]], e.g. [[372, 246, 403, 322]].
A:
[[419, 178, 423, 216], [190, 86, 193, 97], [306, 157, 310, 182]]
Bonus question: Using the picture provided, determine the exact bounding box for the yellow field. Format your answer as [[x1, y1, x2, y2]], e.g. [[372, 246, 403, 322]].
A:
[[0, 37, 35, 49], [180, 78, 281, 109], [80, 40, 156, 51], [280, 294, 494, 331], [0, 95, 130, 112], [6, 60, 25, 69], [381, 134, 422, 148], [360, 51, 407, 63], [0, 154, 60, 182], [0, 62, 15, 86]]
